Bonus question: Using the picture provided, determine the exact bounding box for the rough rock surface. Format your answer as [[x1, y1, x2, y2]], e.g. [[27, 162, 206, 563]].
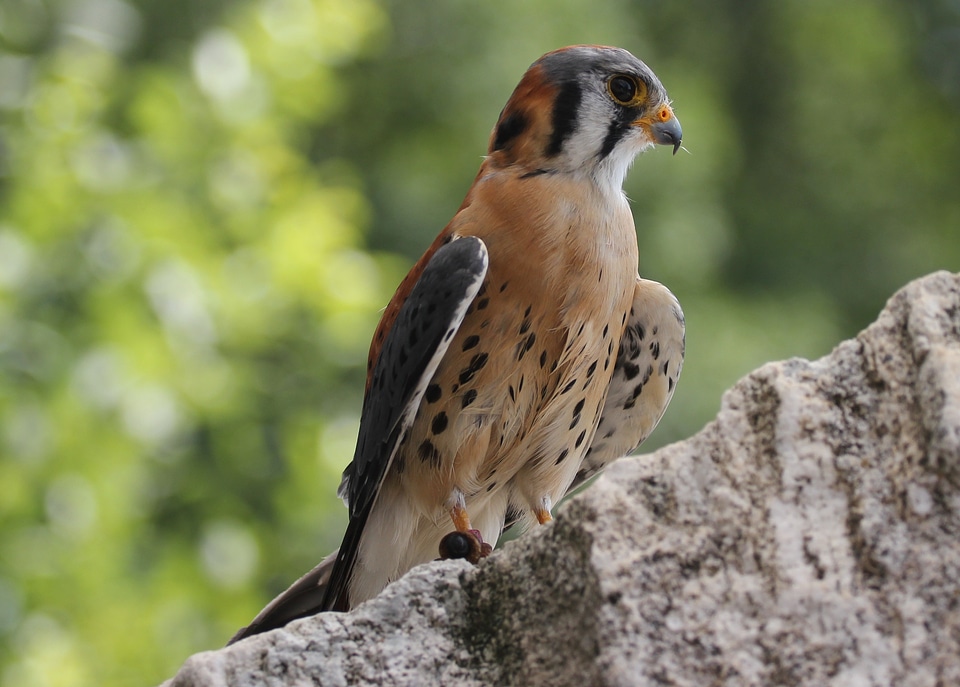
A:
[[165, 271, 960, 687]]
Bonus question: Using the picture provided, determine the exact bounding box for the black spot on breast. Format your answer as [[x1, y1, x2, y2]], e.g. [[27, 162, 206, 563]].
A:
[[539, 350, 548, 368], [431, 412, 448, 435], [499, 281, 509, 292], [575, 430, 587, 448], [623, 381, 645, 410], [560, 379, 577, 395], [586, 360, 598, 378], [462, 335, 480, 351], [555, 448, 569, 465], [650, 341, 660, 360], [569, 398, 585, 429], [418, 440, 441, 468], [425, 384, 442, 403], [602, 324, 609, 338], [492, 110, 528, 152], [462, 388, 478, 408], [486, 482, 497, 492], [623, 362, 640, 380], [477, 297, 490, 311], [519, 319, 531, 335], [668, 377, 675, 392], [458, 352, 489, 384], [508, 385, 516, 402], [517, 332, 536, 361]]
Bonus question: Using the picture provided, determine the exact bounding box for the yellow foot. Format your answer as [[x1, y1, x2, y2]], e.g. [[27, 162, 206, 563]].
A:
[[534, 495, 553, 525], [439, 491, 493, 563], [451, 501, 473, 532]]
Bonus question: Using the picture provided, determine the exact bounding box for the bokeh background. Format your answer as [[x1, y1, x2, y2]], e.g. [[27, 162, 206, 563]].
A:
[[0, 0, 958, 684]]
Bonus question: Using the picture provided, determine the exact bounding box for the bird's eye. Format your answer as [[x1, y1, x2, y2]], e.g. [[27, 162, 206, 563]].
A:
[[608, 75, 640, 105]]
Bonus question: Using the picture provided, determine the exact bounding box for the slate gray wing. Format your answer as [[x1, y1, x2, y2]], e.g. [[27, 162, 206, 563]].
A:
[[569, 278, 684, 493], [227, 235, 488, 641], [324, 235, 487, 609]]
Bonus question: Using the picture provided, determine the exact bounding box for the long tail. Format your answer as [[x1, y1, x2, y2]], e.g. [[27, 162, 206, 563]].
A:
[[227, 549, 338, 644]]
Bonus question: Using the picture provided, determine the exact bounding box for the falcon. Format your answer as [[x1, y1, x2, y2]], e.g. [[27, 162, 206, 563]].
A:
[[230, 44, 685, 642]]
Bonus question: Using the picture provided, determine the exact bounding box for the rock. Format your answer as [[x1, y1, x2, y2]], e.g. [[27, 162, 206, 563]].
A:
[[164, 271, 960, 687]]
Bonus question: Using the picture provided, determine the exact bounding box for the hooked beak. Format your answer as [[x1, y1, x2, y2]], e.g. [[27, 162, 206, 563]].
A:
[[650, 116, 683, 155]]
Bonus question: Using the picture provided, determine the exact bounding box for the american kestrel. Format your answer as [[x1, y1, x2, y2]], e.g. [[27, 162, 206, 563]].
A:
[[230, 45, 685, 642]]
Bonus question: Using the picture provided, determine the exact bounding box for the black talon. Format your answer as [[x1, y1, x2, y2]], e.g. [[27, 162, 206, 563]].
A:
[[439, 531, 477, 561]]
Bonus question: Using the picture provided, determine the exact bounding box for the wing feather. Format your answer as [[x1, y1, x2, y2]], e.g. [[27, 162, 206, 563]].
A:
[[324, 235, 488, 609], [568, 278, 684, 494], [228, 235, 488, 640], [227, 550, 337, 643]]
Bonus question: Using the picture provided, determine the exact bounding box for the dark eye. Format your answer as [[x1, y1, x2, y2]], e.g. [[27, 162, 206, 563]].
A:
[[608, 75, 637, 105]]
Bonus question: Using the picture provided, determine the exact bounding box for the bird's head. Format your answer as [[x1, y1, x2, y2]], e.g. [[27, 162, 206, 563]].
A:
[[488, 45, 682, 189]]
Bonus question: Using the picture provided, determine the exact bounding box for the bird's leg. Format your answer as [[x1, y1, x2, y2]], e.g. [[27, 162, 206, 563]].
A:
[[438, 489, 493, 563], [533, 495, 553, 525]]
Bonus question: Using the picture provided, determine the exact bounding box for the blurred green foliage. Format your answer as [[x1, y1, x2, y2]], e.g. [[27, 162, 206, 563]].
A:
[[0, 0, 957, 684]]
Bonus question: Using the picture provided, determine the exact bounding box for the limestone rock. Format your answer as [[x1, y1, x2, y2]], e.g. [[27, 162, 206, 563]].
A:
[[165, 271, 960, 687]]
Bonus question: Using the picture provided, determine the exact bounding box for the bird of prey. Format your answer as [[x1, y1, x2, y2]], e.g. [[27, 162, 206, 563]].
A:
[[230, 44, 685, 643]]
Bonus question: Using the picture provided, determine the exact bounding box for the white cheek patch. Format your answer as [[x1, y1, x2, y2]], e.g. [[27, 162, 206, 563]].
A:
[[596, 130, 654, 191], [556, 90, 653, 194], [558, 92, 613, 166]]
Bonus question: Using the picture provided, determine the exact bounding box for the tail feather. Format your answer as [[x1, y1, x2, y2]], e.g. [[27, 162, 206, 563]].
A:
[[227, 549, 338, 644]]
